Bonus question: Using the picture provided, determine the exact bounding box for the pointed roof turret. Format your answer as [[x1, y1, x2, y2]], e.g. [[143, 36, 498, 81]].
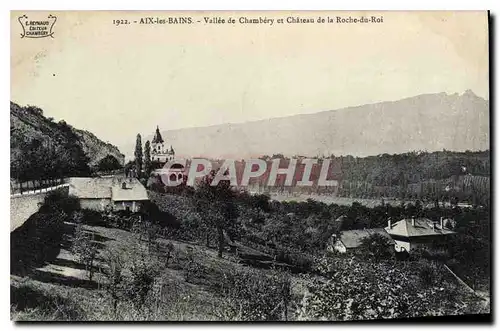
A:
[[152, 126, 164, 144]]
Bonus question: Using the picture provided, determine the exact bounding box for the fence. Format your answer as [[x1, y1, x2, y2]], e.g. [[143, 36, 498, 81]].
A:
[[10, 178, 66, 195]]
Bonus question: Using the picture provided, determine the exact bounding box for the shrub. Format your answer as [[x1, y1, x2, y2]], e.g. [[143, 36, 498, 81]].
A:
[[126, 257, 159, 309], [358, 233, 395, 262], [11, 282, 85, 321], [297, 258, 482, 321], [238, 192, 271, 212], [183, 260, 207, 284], [81, 209, 107, 227], [419, 263, 436, 287], [39, 191, 81, 215], [217, 267, 291, 321], [72, 210, 84, 224]]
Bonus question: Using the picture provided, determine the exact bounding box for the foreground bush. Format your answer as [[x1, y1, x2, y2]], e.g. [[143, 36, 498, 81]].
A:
[[215, 267, 291, 321], [11, 280, 86, 321], [298, 257, 483, 321]]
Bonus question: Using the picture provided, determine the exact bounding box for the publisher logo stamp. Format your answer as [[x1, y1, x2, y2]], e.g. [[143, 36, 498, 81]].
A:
[[18, 14, 57, 39]]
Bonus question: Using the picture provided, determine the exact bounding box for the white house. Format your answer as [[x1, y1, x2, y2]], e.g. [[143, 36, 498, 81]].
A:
[[68, 177, 114, 210], [111, 179, 149, 212], [385, 217, 455, 252]]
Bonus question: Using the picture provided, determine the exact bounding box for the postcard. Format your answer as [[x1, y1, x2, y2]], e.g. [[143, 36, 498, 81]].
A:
[[10, 11, 490, 322]]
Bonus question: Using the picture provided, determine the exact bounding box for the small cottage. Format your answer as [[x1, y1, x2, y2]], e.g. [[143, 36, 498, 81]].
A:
[[68, 176, 149, 213], [68, 177, 114, 210], [111, 179, 149, 212]]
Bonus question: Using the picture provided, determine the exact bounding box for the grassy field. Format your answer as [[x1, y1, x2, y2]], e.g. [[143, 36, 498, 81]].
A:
[[10, 221, 317, 321]]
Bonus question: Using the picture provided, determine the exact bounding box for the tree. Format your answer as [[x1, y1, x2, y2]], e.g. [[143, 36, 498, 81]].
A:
[[57, 121, 91, 177], [97, 155, 122, 172], [26, 104, 44, 116], [193, 170, 238, 258], [358, 233, 394, 262], [124, 160, 135, 178], [71, 224, 99, 282], [134, 134, 143, 178], [144, 140, 152, 175], [102, 249, 126, 317]]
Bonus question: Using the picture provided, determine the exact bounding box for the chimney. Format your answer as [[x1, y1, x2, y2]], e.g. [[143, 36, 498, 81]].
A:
[[440, 217, 444, 229], [387, 217, 392, 229], [411, 217, 415, 227]]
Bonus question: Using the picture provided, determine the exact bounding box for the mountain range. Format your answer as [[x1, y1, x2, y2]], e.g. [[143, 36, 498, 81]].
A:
[[140, 90, 489, 159]]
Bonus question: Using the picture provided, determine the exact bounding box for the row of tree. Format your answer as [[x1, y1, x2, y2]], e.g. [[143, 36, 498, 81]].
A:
[[131, 134, 159, 179], [10, 133, 124, 192], [10, 134, 91, 191]]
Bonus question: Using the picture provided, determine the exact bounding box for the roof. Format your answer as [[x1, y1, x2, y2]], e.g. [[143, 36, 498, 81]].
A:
[[334, 215, 346, 223], [385, 218, 455, 238], [111, 178, 149, 201], [68, 177, 113, 199], [68, 177, 149, 202], [337, 228, 394, 249], [152, 126, 164, 144]]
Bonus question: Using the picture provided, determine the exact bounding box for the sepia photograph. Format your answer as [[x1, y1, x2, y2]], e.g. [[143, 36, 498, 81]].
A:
[[9, 10, 491, 322]]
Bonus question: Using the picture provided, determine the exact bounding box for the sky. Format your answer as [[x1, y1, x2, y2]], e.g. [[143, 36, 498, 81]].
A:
[[11, 11, 489, 154]]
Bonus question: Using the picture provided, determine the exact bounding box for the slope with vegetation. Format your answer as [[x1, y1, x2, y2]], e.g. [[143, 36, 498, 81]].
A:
[[10, 102, 124, 187], [11, 190, 488, 321]]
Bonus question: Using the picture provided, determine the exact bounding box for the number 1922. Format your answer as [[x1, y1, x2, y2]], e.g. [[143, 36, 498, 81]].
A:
[[113, 19, 130, 26]]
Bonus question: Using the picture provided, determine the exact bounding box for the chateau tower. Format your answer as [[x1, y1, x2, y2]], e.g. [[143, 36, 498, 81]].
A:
[[151, 126, 175, 163]]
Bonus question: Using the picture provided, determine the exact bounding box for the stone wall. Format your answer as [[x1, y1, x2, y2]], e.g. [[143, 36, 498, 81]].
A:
[[10, 184, 69, 232]]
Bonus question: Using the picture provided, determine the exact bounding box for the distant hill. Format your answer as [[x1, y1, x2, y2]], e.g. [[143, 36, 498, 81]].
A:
[[10, 102, 124, 179], [144, 90, 489, 159]]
